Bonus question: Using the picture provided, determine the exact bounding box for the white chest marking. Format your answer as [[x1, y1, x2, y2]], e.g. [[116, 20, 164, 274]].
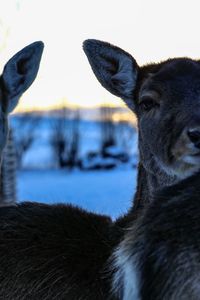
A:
[[113, 246, 140, 300]]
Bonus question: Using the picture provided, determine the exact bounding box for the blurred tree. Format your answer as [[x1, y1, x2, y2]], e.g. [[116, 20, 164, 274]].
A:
[[99, 105, 117, 157], [50, 106, 80, 169], [98, 106, 136, 164], [116, 120, 136, 154], [13, 113, 41, 168]]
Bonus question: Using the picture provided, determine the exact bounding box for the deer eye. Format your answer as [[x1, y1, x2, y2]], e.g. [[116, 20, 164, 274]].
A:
[[139, 96, 159, 111]]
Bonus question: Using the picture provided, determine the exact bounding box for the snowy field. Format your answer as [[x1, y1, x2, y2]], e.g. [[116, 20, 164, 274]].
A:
[[13, 115, 138, 220], [17, 168, 137, 220]]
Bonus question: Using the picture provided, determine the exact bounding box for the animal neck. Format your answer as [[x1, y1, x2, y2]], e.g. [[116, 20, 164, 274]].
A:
[[134, 160, 176, 207], [115, 153, 177, 232]]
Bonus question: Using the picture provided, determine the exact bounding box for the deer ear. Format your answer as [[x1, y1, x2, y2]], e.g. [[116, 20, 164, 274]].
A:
[[83, 39, 138, 110], [1, 41, 44, 113]]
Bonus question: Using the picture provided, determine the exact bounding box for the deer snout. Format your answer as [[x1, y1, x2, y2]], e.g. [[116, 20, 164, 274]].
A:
[[187, 128, 200, 148], [171, 126, 200, 176], [168, 126, 200, 178]]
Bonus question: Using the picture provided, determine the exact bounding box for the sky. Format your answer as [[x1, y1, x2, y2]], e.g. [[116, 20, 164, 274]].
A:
[[0, 0, 200, 111]]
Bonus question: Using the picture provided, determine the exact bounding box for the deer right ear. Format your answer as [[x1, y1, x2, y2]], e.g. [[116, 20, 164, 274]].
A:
[[83, 39, 138, 110], [1, 41, 44, 113]]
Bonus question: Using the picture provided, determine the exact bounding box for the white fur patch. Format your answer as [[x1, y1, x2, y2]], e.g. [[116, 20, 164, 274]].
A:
[[112, 246, 140, 300]]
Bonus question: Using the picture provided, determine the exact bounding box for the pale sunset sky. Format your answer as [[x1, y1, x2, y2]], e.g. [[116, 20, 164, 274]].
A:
[[0, 0, 200, 111]]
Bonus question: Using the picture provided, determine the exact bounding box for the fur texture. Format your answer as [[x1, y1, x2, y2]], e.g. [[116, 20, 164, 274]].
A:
[[0, 129, 17, 205], [116, 171, 200, 299], [0, 202, 116, 300]]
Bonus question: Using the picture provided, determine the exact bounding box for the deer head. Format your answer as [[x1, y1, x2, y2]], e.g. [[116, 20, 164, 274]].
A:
[[83, 40, 200, 185]]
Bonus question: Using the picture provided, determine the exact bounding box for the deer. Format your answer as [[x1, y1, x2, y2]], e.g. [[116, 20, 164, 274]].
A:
[[84, 40, 200, 299], [113, 168, 200, 300], [0, 40, 44, 208], [0, 39, 199, 299]]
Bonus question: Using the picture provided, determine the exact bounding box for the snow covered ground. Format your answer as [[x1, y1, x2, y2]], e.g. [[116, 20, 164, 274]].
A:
[[13, 115, 138, 220], [17, 168, 137, 220]]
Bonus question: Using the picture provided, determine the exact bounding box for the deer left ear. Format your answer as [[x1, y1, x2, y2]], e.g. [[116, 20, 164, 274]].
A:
[[1, 41, 44, 113], [83, 39, 138, 110]]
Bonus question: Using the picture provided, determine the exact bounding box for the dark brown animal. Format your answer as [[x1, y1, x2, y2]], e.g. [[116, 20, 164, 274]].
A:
[[114, 169, 200, 300], [0, 39, 199, 299]]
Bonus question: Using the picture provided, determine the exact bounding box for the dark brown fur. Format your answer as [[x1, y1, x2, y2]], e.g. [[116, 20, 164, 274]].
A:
[[0, 203, 115, 299], [118, 171, 200, 300]]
